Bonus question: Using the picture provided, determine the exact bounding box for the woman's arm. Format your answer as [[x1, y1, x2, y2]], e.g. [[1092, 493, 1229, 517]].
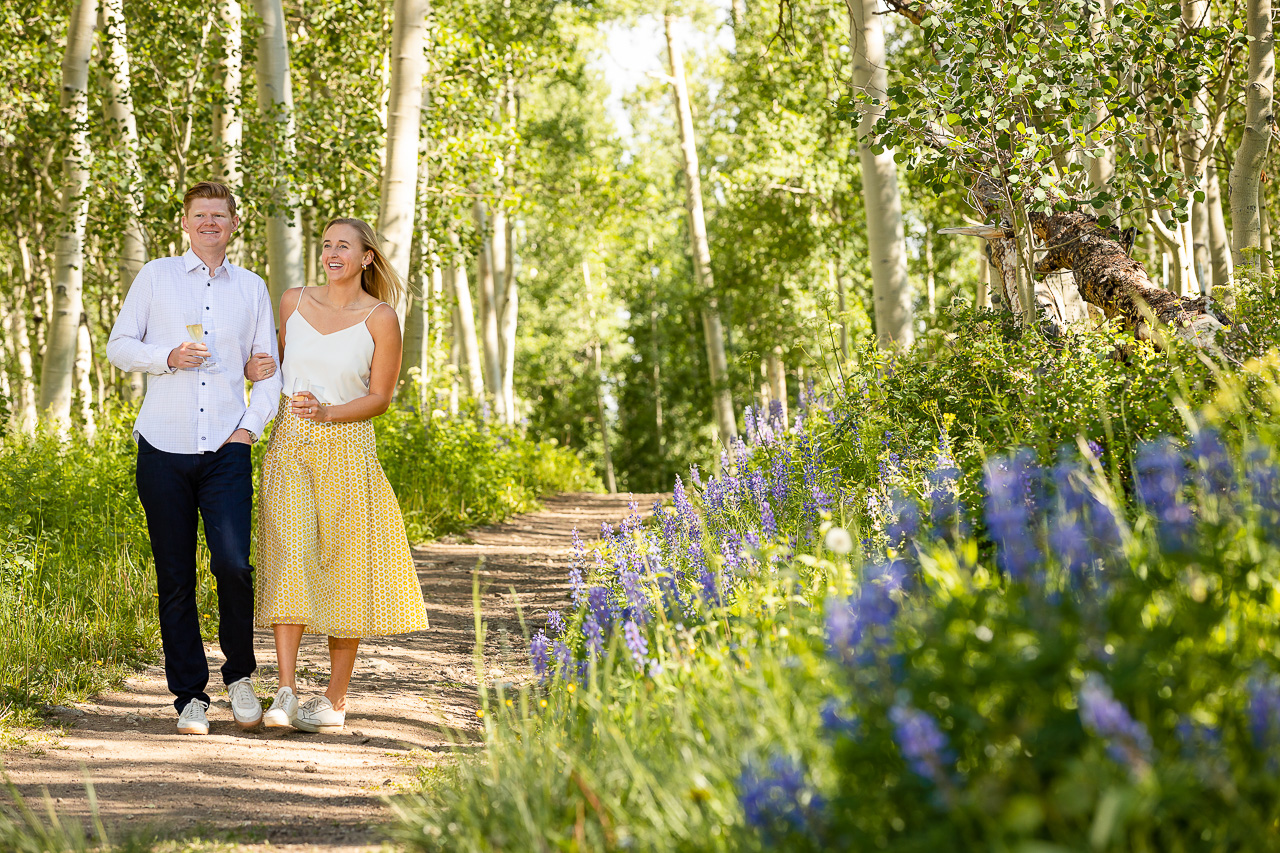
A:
[[293, 303, 402, 424]]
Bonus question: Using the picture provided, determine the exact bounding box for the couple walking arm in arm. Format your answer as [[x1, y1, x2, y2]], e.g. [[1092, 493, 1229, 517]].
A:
[[107, 181, 428, 737]]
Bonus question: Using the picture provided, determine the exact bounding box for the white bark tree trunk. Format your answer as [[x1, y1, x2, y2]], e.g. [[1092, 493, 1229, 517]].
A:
[[100, 0, 149, 402], [253, 0, 305, 311], [498, 217, 518, 426], [39, 0, 98, 434], [448, 232, 485, 400], [213, 0, 243, 191], [75, 318, 96, 440], [378, 0, 428, 322], [471, 195, 505, 420], [4, 289, 38, 435], [1205, 160, 1234, 291], [1230, 0, 1275, 271], [665, 15, 736, 443], [594, 343, 616, 494], [847, 0, 913, 349]]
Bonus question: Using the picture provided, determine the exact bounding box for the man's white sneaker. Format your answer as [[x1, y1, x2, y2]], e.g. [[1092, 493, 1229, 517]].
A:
[[177, 699, 210, 735], [228, 677, 263, 730], [293, 696, 345, 734], [263, 686, 299, 729]]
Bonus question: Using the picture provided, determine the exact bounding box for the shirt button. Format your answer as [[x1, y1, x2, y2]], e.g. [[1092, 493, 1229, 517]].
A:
[[200, 408, 204, 412], [201, 436, 206, 441], [202, 382, 206, 386]]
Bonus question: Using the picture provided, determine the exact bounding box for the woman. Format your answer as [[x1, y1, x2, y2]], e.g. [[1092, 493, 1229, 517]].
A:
[[254, 217, 429, 734]]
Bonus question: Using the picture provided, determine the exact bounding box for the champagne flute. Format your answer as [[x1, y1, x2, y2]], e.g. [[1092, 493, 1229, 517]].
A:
[[183, 307, 214, 368]]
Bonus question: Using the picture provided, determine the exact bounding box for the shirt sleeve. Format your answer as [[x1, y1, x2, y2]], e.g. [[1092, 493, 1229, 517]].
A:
[[238, 283, 283, 436], [106, 265, 176, 375]]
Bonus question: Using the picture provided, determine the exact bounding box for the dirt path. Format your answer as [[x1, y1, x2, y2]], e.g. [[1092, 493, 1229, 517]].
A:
[[2, 493, 661, 852]]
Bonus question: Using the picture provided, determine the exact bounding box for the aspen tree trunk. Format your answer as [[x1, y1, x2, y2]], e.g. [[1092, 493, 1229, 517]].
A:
[[39, 0, 98, 434], [1262, 182, 1275, 274], [471, 195, 504, 419], [829, 258, 849, 359], [594, 342, 617, 494], [75, 318, 96, 440], [378, 0, 428, 322], [976, 247, 991, 309], [498, 219, 518, 425], [448, 304, 461, 415], [1230, 0, 1275, 271], [254, 0, 305, 311], [448, 240, 484, 400], [101, 0, 149, 402], [11, 253, 38, 433], [400, 234, 428, 399], [847, 0, 913, 349], [1206, 160, 1234, 291], [213, 0, 243, 190], [767, 347, 788, 425], [665, 15, 736, 443]]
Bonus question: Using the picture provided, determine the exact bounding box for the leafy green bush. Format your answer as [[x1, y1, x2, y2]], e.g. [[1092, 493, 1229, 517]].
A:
[[393, 329, 1280, 850]]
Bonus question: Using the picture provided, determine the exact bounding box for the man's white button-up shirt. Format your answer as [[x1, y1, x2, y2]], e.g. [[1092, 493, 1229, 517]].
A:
[[107, 249, 283, 454]]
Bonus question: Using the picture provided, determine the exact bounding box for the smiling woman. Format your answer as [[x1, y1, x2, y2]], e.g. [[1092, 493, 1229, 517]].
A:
[[254, 216, 428, 735]]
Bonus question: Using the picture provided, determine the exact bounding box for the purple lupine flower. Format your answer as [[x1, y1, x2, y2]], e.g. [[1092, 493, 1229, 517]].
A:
[[745, 405, 758, 445], [926, 444, 964, 541], [686, 539, 708, 575], [819, 698, 859, 736], [1135, 438, 1194, 555], [545, 610, 566, 636], [1190, 426, 1233, 497], [890, 703, 953, 786], [1078, 672, 1154, 769], [769, 399, 785, 431], [530, 631, 550, 679], [583, 615, 604, 657], [886, 489, 920, 550], [551, 640, 571, 677], [825, 559, 906, 663], [761, 499, 778, 538], [1246, 446, 1280, 547], [673, 476, 701, 539], [738, 754, 825, 845], [698, 567, 722, 607], [721, 530, 743, 586], [1049, 457, 1093, 585], [657, 572, 685, 618], [983, 450, 1043, 582], [690, 465, 702, 489], [770, 452, 791, 507], [748, 470, 767, 509], [1247, 674, 1280, 752], [622, 619, 648, 667], [587, 586, 614, 634], [620, 569, 650, 624], [621, 497, 642, 535], [600, 521, 614, 538], [659, 506, 683, 560]]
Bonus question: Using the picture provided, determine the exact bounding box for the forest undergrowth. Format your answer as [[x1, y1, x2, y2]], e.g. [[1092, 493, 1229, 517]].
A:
[[0, 400, 595, 727], [392, 286, 1280, 851]]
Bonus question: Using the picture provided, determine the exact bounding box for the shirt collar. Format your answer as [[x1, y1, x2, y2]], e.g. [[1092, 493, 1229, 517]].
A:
[[184, 248, 233, 279]]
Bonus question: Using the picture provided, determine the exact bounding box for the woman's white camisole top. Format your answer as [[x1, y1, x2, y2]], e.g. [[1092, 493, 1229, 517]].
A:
[[280, 293, 383, 406]]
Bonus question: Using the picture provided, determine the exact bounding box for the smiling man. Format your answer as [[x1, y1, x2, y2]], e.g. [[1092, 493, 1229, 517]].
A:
[[107, 181, 282, 735]]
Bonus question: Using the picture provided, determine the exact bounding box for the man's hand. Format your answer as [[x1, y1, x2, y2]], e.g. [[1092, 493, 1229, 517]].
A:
[[245, 352, 276, 382], [222, 428, 255, 447], [168, 341, 210, 369]]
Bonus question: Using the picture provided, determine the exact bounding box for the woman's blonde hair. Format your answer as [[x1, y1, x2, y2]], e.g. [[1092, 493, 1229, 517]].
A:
[[321, 217, 404, 309]]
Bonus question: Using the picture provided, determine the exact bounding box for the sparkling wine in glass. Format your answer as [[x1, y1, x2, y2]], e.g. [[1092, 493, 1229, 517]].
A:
[[183, 308, 215, 368]]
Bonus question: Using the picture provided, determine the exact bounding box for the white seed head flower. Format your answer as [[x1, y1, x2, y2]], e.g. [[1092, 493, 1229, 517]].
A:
[[824, 526, 854, 555]]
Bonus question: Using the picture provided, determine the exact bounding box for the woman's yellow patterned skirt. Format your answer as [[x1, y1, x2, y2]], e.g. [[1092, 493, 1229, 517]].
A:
[[256, 397, 429, 638]]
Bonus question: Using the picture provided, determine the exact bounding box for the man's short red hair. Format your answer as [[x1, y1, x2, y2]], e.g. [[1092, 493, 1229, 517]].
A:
[[182, 181, 237, 216]]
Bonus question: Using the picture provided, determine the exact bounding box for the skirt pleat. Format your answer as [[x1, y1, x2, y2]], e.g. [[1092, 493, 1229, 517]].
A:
[[256, 397, 430, 638]]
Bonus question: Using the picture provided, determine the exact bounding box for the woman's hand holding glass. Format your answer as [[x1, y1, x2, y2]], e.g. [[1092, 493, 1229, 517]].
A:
[[290, 380, 328, 422]]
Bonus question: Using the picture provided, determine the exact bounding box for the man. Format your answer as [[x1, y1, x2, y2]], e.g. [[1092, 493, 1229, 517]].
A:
[[107, 181, 282, 734]]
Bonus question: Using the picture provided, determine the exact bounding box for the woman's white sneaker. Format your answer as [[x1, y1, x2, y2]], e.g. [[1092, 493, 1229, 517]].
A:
[[177, 699, 210, 735], [263, 686, 299, 729], [293, 696, 345, 734]]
